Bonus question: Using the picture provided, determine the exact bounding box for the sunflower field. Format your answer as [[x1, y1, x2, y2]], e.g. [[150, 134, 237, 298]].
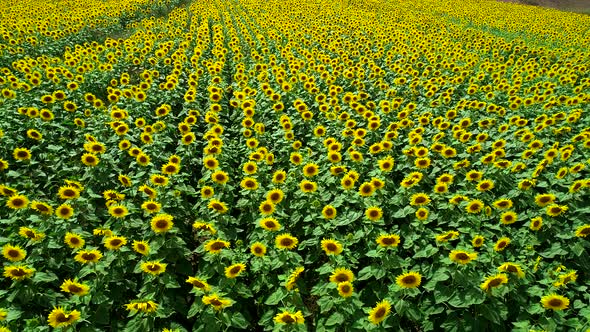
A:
[[0, 0, 589, 330]]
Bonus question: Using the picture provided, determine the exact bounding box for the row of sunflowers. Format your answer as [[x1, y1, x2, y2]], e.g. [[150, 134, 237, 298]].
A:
[[0, 0, 589, 330]]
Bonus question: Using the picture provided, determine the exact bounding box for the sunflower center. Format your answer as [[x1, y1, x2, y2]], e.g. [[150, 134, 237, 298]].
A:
[[56, 313, 70, 323], [455, 253, 469, 260], [155, 220, 168, 229], [210, 299, 223, 306], [69, 285, 83, 293], [82, 253, 96, 260], [369, 210, 379, 218], [12, 198, 25, 207], [488, 278, 502, 287], [335, 274, 349, 282], [326, 243, 337, 252], [402, 276, 416, 284], [382, 237, 395, 245], [11, 269, 26, 277], [230, 267, 241, 274], [581, 228, 590, 235], [548, 299, 563, 307], [374, 307, 386, 318], [110, 239, 122, 246], [211, 242, 225, 250], [281, 315, 295, 323], [148, 264, 161, 272], [280, 239, 294, 247], [7, 250, 20, 257]]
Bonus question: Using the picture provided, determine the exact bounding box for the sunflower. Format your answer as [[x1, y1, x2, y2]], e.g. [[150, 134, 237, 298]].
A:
[[202, 294, 233, 311], [275, 233, 298, 250], [410, 193, 430, 206], [534, 193, 556, 207], [131, 240, 150, 256], [74, 250, 103, 264], [365, 206, 383, 221], [141, 200, 161, 214], [329, 268, 354, 284], [337, 281, 354, 298], [200, 186, 215, 199], [211, 170, 229, 185], [500, 211, 518, 225], [3, 265, 35, 280], [56, 204, 74, 219], [321, 239, 343, 255], [368, 300, 391, 325], [465, 170, 482, 182], [47, 307, 81, 328], [436, 231, 459, 243], [108, 205, 128, 218], [530, 217, 543, 231], [118, 174, 132, 187], [272, 170, 287, 184], [575, 225, 590, 237], [125, 300, 159, 313], [141, 261, 167, 276], [19, 227, 45, 242], [208, 199, 228, 214], [415, 207, 429, 221], [64, 233, 85, 249], [378, 156, 395, 172], [139, 185, 157, 199], [476, 179, 494, 192], [150, 174, 169, 187], [302, 163, 319, 177], [150, 214, 174, 234], [60, 279, 90, 296], [260, 217, 281, 231], [546, 204, 568, 217], [494, 237, 511, 252], [396, 271, 422, 289], [286, 266, 305, 290], [104, 236, 127, 250], [81, 153, 99, 166], [322, 205, 337, 219], [186, 276, 211, 292], [465, 199, 484, 214], [449, 250, 477, 264], [204, 239, 230, 254], [6, 194, 28, 209], [13, 147, 31, 161], [376, 234, 400, 248], [58, 186, 80, 200], [2, 244, 26, 262], [250, 242, 267, 257], [471, 235, 485, 248], [480, 273, 508, 292], [492, 198, 513, 210], [299, 180, 318, 193], [541, 294, 569, 311], [242, 161, 257, 174], [224, 263, 246, 278], [161, 162, 179, 175], [498, 262, 525, 278], [266, 189, 284, 204], [358, 182, 375, 197], [0, 159, 8, 171], [274, 311, 304, 324]]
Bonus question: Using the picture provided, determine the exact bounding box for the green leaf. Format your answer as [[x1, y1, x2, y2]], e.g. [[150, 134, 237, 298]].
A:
[[264, 288, 288, 305], [325, 312, 344, 326], [231, 312, 249, 329], [32, 271, 58, 283]]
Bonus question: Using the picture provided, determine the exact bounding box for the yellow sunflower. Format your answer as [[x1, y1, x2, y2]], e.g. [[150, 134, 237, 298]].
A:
[[47, 307, 81, 328], [224, 263, 246, 278], [541, 294, 569, 311], [396, 271, 422, 289], [368, 300, 391, 325]]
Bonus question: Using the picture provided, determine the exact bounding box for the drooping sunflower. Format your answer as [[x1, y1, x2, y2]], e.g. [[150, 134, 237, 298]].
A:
[[104, 236, 127, 250], [250, 242, 267, 257], [47, 307, 81, 328], [368, 300, 391, 325], [274, 311, 304, 324], [321, 239, 343, 255], [6, 194, 29, 209], [449, 250, 477, 264], [498, 262, 525, 278], [365, 206, 383, 221], [3, 265, 35, 280], [19, 227, 45, 242], [56, 204, 74, 219], [74, 250, 103, 264], [329, 268, 354, 284], [2, 244, 26, 262], [141, 261, 167, 276], [202, 294, 232, 311], [480, 273, 508, 292], [575, 224, 590, 238], [150, 214, 174, 234], [436, 231, 459, 243], [208, 199, 228, 214], [186, 276, 211, 292], [396, 271, 422, 289], [125, 300, 159, 313], [60, 279, 90, 296], [541, 294, 569, 311], [224, 263, 246, 279], [275, 234, 298, 250], [204, 239, 230, 254], [286, 267, 305, 290], [260, 217, 281, 231], [132, 240, 150, 256]]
